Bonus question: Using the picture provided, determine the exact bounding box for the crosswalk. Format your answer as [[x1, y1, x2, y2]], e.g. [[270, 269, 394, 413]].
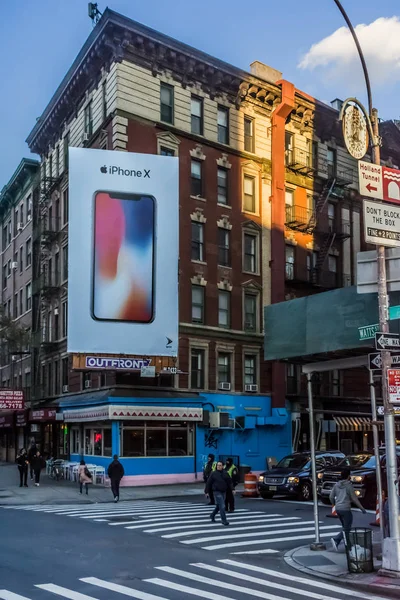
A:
[[4, 500, 342, 555], [0, 558, 388, 600]]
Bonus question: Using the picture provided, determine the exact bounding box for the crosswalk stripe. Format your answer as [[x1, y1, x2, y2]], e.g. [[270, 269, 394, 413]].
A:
[[221, 559, 387, 600], [35, 584, 97, 599], [146, 577, 234, 600], [191, 563, 340, 600], [122, 513, 272, 530], [0, 592, 31, 600], [232, 549, 279, 555], [145, 515, 296, 534], [201, 530, 341, 550], [160, 517, 303, 538], [79, 507, 239, 519], [110, 511, 268, 528], [181, 523, 341, 545], [81, 577, 169, 599], [43, 505, 215, 517]]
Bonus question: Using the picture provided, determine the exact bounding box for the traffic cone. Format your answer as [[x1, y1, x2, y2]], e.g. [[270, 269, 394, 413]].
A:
[[370, 492, 384, 527], [326, 505, 338, 518]]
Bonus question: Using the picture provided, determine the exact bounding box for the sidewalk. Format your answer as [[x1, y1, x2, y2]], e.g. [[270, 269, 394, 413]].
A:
[[0, 463, 209, 505], [285, 539, 400, 599]]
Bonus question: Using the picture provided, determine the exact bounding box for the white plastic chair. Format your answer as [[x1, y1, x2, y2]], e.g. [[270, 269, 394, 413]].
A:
[[94, 466, 105, 485]]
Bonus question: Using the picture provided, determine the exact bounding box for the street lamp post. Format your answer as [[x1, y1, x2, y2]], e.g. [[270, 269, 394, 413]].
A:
[[333, 0, 400, 575]]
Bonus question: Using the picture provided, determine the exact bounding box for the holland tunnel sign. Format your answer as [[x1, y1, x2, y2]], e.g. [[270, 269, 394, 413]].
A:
[[85, 356, 152, 370]]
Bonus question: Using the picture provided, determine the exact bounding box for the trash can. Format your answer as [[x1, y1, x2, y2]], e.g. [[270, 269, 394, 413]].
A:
[[345, 528, 374, 573], [238, 465, 251, 483]]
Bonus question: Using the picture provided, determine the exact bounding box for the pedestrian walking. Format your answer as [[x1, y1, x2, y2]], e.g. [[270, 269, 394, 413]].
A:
[[30, 451, 46, 486], [107, 454, 125, 502], [16, 449, 29, 487], [224, 457, 239, 512], [330, 468, 366, 551], [205, 460, 232, 526], [203, 453, 216, 505], [78, 460, 92, 495], [27, 442, 37, 481]]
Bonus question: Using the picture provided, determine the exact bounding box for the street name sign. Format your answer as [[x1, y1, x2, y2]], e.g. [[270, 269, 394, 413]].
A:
[[378, 406, 400, 415], [375, 332, 400, 351], [363, 199, 400, 248], [369, 352, 400, 371], [388, 369, 400, 404], [359, 323, 379, 341], [358, 161, 400, 205], [389, 305, 400, 320]]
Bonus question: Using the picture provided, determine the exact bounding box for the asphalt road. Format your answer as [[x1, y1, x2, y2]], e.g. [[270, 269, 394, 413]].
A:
[[0, 495, 385, 600]]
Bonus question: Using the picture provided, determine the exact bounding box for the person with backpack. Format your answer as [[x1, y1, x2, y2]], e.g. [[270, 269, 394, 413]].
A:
[[224, 457, 239, 512], [330, 467, 367, 551], [203, 453, 216, 505], [107, 454, 125, 502], [78, 459, 92, 495]]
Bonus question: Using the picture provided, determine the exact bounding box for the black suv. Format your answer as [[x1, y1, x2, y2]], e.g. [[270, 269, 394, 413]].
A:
[[318, 452, 400, 509], [257, 450, 345, 501]]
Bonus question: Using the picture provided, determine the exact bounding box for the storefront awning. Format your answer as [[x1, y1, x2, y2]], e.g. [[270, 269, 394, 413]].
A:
[[332, 416, 400, 432], [63, 405, 203, 423]]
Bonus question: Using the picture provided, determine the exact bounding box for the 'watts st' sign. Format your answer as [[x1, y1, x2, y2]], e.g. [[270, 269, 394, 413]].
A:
[[85, 356, 151, 370]]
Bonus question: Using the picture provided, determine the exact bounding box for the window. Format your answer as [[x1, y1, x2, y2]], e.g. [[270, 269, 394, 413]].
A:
[[54, 252, 60, 285], [122, 422, 193, 457], [14, 209, 18, 235], [62, 357, 69, 387], [63, 133, 70, 171], [285, 131, 293, 165], [54, 309, 59, 341], [217, 353, 231, 384], [27, 196, 32, 220], [191, 160, 202, 196], [218, 229, 230, 267], [160, 83, 174, 124], [71, 428, 80, 454], [102, 80, 107, 121], [7, 299, 10, 317], [327, 147, 337, 177], [244, 293, 257, 332], [285, 245, 295, 280], [307, 252, 317, 281], [84, 428, 112, 457], [56, 146, 60, 177], [146, 427, 167, 457], [54, 360, 59, 395], [7, 260, 11, 277], [190, 349, 205, 389], [328, 203, 335, 231], [244, 355, 257, 385], [123, 428, 145, 457], [7, 221, 11, 245], [62, 301, 68, 337], [2, 225, 7, 250], [312, 141, 319, 170], [191, 285, 204, 323], [218, 291, 231, 328], [20, 203, 24, 226], [25, 283, 32, 311], [244, 117, 254, 152], [48, 359, 53, 395], [25, 238, 32, 267], [217, 168, 228, 205], [19, 290, 23, 316], [99, 372, 107, 387], [2, 266, 6, 289], [62, 245, 68, 280], [191, 96, 203, 135], [62, 188, 69, 225], [19, 247, 23, 273], [55, 197, 60, 224], [14, 294, 18, 319], [217, 106, 229, 144], [243, 175, 256, 213], [330, 369, 342, 396], [84, 101, 93, 137], [285, 189, 294, 208], [286, 363, 299, 394], [160, 146, 175, 157], [49, 154, 53, 179], [328, 255, 337, 273], [191, 222, 204, 262]]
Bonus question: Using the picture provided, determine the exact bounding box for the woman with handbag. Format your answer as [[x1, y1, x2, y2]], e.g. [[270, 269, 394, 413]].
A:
[[78, 459, 92, 495]]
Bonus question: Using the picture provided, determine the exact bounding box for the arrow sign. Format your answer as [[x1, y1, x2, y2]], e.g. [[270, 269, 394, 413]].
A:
[[368, 352, 400, 371], [166, 337, 173, 347], [366, 183, 377, 193], [375, 332, 400, 351]]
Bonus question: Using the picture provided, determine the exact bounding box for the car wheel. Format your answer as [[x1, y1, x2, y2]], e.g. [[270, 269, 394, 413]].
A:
[[298, 482, 312, 501], [261, 492, 274, 500], [320, 497, 331, 505]]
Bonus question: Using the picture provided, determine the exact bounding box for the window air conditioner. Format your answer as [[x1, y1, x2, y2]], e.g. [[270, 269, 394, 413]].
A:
[[245, 384, 258, 392], [62, 385, 69, 393], [85, 380, 91, 389], [209, 412, 230, 428], [11, 262, 18, 270], [17, 223, 23, 231], [218, 382, 231, 391]]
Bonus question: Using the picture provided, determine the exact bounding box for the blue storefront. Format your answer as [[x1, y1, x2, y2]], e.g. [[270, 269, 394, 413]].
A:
[[59, 390, 291, 485]]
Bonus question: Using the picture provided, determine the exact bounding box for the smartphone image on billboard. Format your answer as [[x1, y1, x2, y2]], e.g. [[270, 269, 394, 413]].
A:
[[92, 191, 155, 323]]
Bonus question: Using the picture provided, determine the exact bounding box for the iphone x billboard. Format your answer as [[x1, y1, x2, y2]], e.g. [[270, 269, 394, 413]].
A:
[[68, 148, 179, 356]]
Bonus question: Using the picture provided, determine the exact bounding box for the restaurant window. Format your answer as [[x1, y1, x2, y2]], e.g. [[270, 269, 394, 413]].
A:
[[191, 348, 205, 390], [191, 222, 204, 262], [121, 421, 193, 457], [217, 168, 228, 205], [217, 106, 229, 144], [71, 428, 80, 454], [218, 228, 230, 267], [191, 96, 203, 135], [191, 160, 202, 197], [244, 117, 254, 153], [160, 83, 174, 124], [84, 427, 112, 456]]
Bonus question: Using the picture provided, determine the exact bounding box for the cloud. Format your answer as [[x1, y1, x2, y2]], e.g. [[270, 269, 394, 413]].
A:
[[299, 17, 400, 87]]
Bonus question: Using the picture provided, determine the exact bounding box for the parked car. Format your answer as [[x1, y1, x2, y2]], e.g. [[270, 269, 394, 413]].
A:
[[257, 450, 345, 501], [317, 452, 400, 509]]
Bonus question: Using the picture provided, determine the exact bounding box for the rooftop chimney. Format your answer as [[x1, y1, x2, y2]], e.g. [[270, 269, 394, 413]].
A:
[[331, 98, 343, 112], [250, 61, 282, 84]]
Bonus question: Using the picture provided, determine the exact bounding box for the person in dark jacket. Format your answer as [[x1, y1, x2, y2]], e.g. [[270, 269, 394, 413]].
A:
[[205, 461, 232, 526], [16, 449, 29, 487], [224, 457, 239, 512], [203, 453, 216, 505], [27, 443, 37, 481], [31, 451, 46, 486], [330, 468, 366, 551], [107, 454, 125, 502]]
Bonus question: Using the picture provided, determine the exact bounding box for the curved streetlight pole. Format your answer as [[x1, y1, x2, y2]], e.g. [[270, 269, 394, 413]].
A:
[[333, 0, 400, 575]]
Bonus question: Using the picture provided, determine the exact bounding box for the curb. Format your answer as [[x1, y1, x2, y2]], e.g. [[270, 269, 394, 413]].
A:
[[0, 490, 205, 506], [284, 546, 400, 600]]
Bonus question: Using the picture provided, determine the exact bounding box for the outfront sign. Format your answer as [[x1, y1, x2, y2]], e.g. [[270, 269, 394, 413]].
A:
[[358, 161, 400, 205], [363, 199, 400, 247], [0, 390, 24, 410], [68, 148, 179, 357], [388, 369, 400, 404]]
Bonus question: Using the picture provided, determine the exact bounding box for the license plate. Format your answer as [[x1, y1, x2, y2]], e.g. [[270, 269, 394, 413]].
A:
[[268, 486, 277, 491]]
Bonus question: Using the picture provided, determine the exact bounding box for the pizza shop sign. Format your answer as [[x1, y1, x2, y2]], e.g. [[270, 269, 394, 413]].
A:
[[0, 390, 24, 410]]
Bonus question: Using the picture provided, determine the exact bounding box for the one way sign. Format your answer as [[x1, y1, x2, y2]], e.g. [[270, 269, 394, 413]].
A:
[[375, 332, 400, 351], [369, 352, 400, 371]]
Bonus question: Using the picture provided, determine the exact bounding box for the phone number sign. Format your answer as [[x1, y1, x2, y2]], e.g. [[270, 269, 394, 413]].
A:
[[388, 369, 400, 404], [0, 390, 24, 410]]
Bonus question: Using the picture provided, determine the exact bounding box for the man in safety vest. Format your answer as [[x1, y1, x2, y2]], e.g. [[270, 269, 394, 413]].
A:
[[224, 457, 239, 512], [203, 453, 217, 505]]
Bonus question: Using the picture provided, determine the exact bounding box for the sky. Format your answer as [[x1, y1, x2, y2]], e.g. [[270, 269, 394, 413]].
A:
[[1, 0, 400, 186]]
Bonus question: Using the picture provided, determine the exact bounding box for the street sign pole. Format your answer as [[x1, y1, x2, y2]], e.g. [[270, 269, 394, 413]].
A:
[[368, 368, 384, 536]]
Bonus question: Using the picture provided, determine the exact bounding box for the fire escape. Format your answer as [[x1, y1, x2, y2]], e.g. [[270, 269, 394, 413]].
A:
[[31, 173, 66, 400], [285, 147, 353, 289]]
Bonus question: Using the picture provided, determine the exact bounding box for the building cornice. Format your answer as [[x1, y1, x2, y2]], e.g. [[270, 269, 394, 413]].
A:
[[0, 158, 39, 212]]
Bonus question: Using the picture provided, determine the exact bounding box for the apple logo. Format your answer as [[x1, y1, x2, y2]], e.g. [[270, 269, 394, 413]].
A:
[[100, 166, 107, 174]]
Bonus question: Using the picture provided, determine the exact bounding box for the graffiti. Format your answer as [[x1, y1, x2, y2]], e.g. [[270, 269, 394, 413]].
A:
[[204, 429, 219, 450]]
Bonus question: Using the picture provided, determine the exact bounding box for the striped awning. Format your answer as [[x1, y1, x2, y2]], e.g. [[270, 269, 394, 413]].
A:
[[333, 416, 380, 432]]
